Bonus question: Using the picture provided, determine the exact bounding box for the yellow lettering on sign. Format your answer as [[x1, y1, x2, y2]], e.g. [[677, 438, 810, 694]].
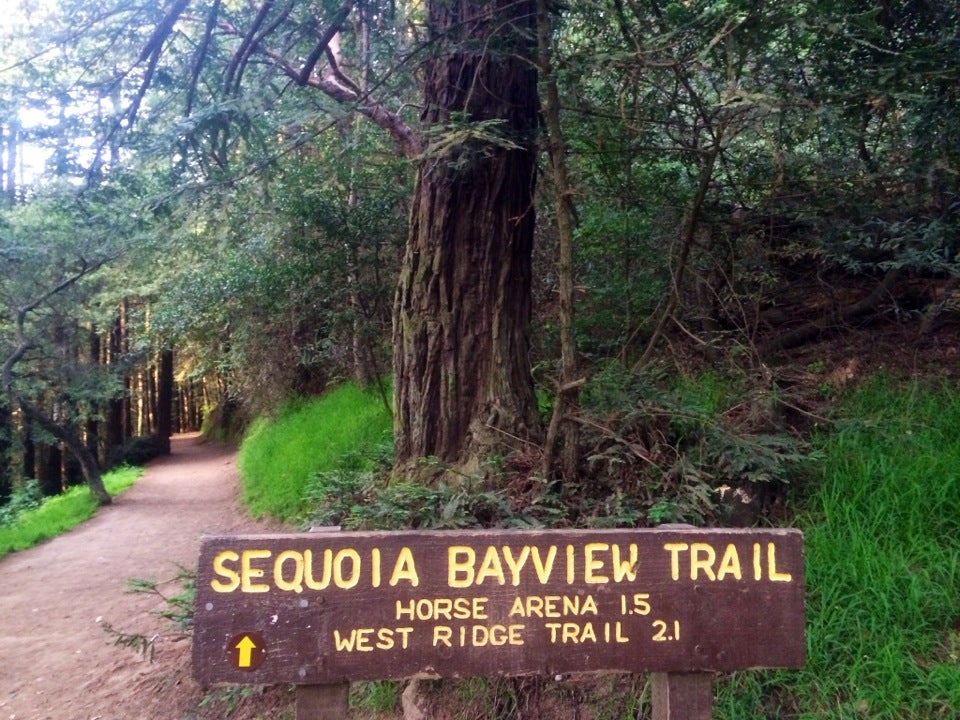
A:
[[611, 544, 639, 582], [502, 546, 531, 586], [443, 543, 652, 588], [304, 549, 333, 589], [274, 549, 304, 593], [377, 627, 413, 650], [433, 625, 453, 647], [333, 548, 360, 589], [241, 549, 271, 593], [664, 542, 688, 581], [690, 543, 717, 581], [211, 551, 240, 592], [476, 546, 507, 585], [530, 546, 557, 583], [545, 621, 607, 644], [457, 624, 525, 647], [389, 547, 420, 587], [371, 548, 381, 588], [666, 541, 792, 582], [448, 546, 475, 588], [717, 544, 742, 581], [508, 594, 598, 618], [395, 597, 488, 621], [767, 542, 793, 582], [584, 543, 609, 584], [333, 626, 413, 652]]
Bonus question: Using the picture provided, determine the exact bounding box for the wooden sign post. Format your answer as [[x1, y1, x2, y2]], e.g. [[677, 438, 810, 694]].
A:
[[193, 527, 804, 718]]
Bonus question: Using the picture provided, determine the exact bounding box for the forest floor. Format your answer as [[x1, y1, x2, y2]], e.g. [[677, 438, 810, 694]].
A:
[[0, 434, 292, 720]]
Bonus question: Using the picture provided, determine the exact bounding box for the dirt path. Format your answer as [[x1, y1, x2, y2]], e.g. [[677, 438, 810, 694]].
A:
[[0, 434, 288, 720]]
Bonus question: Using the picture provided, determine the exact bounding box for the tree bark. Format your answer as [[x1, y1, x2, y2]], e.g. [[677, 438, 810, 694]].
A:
[[21, 411, 35, 482], [106, 305, 126, 455], [392, 0, 540, 474], [156, 349, 174, 454], [86, 327, 101, 464], [0, 399, 11, 503], [37, 440, 63, 497], [537, 0, 581, 482]]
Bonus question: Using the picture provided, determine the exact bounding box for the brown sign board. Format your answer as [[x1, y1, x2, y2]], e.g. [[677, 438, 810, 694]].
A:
[[193, 528, 804, 686]]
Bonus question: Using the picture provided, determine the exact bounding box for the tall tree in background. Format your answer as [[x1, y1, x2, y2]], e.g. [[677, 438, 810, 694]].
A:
[[0, 191, 120, 504]]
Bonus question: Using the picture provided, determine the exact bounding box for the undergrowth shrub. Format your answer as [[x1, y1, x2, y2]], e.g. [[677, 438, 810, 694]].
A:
[[106, 435, 166, 469], [0, 479, 43, 525], [307, 445, 567, 530], [576, 364, 816, 526], [305, 368, 816, 531]]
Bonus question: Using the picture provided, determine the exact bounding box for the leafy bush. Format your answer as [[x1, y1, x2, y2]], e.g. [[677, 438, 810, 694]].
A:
[[0, 479, 43, 526], [576, 365, 817, 526], [307, 446, 567, 530], [107, 435, 166, 469]]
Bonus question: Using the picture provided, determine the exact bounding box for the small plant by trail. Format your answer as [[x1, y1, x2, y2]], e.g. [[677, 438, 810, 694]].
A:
[[100, 564, 196, 662]]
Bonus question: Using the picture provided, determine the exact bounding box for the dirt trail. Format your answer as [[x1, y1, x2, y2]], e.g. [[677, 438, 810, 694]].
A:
[[0, 434, 286, 720]]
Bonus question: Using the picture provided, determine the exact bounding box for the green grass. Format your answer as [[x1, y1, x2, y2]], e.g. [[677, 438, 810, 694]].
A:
[[237, 383, 393, 523], [716, 377, 960, 719], [0, 466, 142, 559]]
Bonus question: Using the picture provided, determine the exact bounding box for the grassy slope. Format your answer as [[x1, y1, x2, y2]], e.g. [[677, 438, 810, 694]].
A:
[[206, 377, 960, 719], [718, 378, 960, 719], [0, 466, 142, 559], [237, 383, 392, 524]]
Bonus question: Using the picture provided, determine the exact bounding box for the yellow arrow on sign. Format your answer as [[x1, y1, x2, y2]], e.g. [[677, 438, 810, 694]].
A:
[[235, 635, 258, 668]]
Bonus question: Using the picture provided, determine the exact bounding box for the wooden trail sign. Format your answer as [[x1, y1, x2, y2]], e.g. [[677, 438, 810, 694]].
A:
[[193, 527, 804, 687]]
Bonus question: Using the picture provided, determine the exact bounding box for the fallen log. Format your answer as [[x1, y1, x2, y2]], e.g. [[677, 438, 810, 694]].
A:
[[764, 268, 902, 352]]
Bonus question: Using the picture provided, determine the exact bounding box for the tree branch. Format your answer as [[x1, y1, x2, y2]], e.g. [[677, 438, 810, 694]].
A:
[[298, 2, 355, 86], [225, 0, 295, 96], [258, 46, 423, 157]]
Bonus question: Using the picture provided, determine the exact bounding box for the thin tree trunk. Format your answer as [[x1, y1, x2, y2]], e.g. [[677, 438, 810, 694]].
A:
[[86, 327, 101, 464], [536, 0, 581, 482], [19, 398, 111, 505], [635, 142, 720, 369], [21, 410, 35, 482], [106, 308, 125, 455], [0, 399, 11, 503], [37, 441, 63, 497], [156, 349, 174, 454]]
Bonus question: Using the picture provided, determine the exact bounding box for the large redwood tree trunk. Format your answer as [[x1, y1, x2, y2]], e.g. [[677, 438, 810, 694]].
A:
[[393, 0, 540, 472]]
